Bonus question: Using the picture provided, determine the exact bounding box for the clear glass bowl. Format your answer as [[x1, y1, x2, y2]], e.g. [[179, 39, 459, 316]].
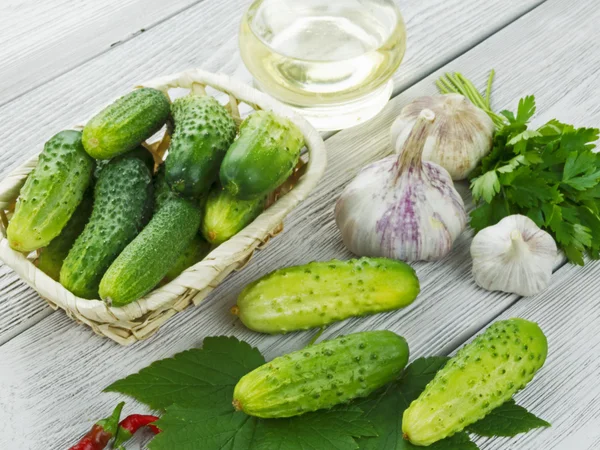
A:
[[239, 0, 406, 131]]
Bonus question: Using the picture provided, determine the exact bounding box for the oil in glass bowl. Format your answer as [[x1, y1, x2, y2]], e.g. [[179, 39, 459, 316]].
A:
[[239, 0, 406, 131]]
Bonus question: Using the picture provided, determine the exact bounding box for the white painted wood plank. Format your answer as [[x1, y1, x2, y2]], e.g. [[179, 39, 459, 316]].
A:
[[470, 259, 600, 450], [0, 0, 201, 105], [0, 0, 543, 342], [0, 0, 598, 447]]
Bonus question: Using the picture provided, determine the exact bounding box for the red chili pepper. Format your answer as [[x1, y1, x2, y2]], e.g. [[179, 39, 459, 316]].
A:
[[113, 414, 161, 449], [68, 402, 124, 450]]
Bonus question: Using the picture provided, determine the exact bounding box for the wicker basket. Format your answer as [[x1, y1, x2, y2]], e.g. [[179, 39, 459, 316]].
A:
[[0, 69, 327, 345]]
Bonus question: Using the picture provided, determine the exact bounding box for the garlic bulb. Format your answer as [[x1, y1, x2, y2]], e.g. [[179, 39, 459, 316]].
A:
[[335, 109, 467, 262], [390, 94, 494, 180], [471, 215, 557, 296]]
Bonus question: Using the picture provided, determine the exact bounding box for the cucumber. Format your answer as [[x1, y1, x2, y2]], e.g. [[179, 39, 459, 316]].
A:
[[164, 236, 211, 283], [402, 318, 548, 446], [36, 192, 93, 281], [154, 164, 179, 211], [99, 197, 203, 306], [7, 130, 94, 252], [82, 88, 170, 159], [60, 151, 153, 299], [201, 186, 266, 245], [220, 111, 303, 200], [165, 94, 237, 198], [233, 330, 409, 418], [233, 257, 420, 334]]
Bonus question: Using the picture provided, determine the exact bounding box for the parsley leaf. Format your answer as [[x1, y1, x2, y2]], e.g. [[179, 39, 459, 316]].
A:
[[105, 336, 265, 410], [467, 399, 550, 437], [471, 171, 500, 203], [149, 404, 376, 450], [355, 357, 477, 450], [515, 96, 536, 125]]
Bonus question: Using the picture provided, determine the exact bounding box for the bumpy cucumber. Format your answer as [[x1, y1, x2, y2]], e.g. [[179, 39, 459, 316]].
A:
[[233, 257, 420, 334], [165, 94, 237, 198], [99, 197, 203, 306], [403, 318, 548, 446], [201, 186, 266, 245], [163, 236, 211, 283], [154, 165, 178, 211], [220, 111, 303, 200], [60, 152, 153, 299], [233, 330, 409, 418], [7, 130, 94, 252], [82, 88, 170, 159], [36, 192, 93, 281]]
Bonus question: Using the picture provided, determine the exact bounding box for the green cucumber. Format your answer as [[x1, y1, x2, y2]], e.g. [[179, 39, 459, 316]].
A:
[[201, 186, 266, 245], [99, 197, 203, 306], [36, 192, 93, 281], [233, 257, 420, 334], [220, 111, 303, 200], [402, 318, 548, 446], [165, 94, 237, 198], [7, 130, 94, 252], [154, 164, 179, 211], [60, 151, 153, 299], [82, 88, 170, 159], [164, 236, 211, 283], [233, 330, 409, 418]]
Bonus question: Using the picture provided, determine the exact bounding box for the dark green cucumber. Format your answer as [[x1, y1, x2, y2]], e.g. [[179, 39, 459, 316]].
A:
[[82, 88, 170, 159], [164, 236, 211, 283], [233, 257, 420, 334], [60, 152, 153, 299], [233, 330, 409, 418], [99, 197, 203, 306], [165, 94, 237, 198], [220, 111, 303, 200], [154, 164, 179, 211], [403, 318, 548, 446], [7, 130, 94, 252], [201, 186, 266, 245], [36, 192, 93, 281]]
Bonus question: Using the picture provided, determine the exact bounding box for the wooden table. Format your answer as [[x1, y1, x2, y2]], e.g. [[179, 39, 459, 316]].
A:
[[1, 0, 599, 448]]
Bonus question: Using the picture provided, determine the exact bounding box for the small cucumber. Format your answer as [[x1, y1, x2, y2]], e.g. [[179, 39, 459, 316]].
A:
[[36, 192, 93, 281], [99, 197, 203, 306], [82, 88, 171, 159], [233, 330, 409, 418], [165, 94, 237, 198], [220, 111, 303, 200], [402, 318, 548, 446], [7, 130, 94, 252], [60, 151, 153, 299], [163, 236, 211, 283], [233, 257, 420, 334], [201, 186, 266, 245]]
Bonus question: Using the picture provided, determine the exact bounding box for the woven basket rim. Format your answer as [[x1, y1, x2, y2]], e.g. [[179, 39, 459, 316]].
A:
[[0, 68, 327, 344]]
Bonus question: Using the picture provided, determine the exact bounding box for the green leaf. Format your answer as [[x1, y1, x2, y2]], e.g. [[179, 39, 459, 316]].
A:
[[470, 197, 510, 232], [105, 336, 265, 410], [471, 171, 500, 203], [354, 357, 476, 450], [560, 127, 599, 152], [149, 404, 376, 450], [467, 400, 550, 437], [507, 129, 542, 147], [516, 96, 536, 125]]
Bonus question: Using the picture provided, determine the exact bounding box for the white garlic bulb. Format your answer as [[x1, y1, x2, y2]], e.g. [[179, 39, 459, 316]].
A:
[[390, 94, 495, 180], [335, 109, 467, 262], [471, 215, 557, 296]]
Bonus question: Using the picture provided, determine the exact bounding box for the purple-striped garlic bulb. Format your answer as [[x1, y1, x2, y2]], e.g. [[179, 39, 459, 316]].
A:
[[335, 109, 467, 262], [391, 94, 494, 180]]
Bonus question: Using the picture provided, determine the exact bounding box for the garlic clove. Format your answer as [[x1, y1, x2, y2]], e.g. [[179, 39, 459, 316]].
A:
[[391, 94, 495, 180], [470, 215, 557, 296]]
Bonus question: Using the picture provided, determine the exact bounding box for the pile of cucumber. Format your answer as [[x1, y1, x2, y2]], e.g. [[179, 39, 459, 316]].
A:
[[7, 87, 304, 306]]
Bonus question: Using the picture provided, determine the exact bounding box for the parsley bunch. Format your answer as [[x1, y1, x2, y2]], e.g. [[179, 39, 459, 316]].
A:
[[438, 72, 600, 265]]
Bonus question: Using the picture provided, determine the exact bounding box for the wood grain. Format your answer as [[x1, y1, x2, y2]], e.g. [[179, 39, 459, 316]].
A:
[[0, 0, 202, 105], [0, 0, 544, 342], [2, 0, 600, 447]]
